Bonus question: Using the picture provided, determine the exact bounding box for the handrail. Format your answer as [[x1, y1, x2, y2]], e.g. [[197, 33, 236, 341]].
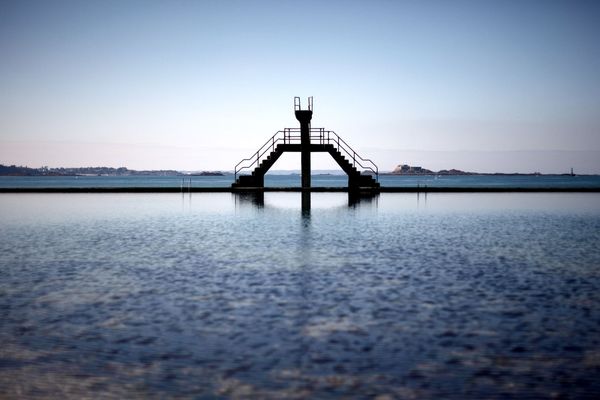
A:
[[330, 130, 379, 180], [234, 128, 378, 181], [234, 130, 283, 180], [322, 129, 378, 180], [293, 96, 313, 112]]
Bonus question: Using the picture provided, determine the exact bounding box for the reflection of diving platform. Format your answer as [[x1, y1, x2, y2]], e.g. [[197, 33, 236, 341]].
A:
[[232, 97, 380, 191]]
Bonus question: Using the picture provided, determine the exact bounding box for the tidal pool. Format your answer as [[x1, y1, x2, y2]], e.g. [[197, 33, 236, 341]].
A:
[[1, 193, 599, 398]]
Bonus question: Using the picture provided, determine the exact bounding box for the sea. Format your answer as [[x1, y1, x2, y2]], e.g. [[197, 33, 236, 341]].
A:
[[0, 173, 599, 189], [1, 189, 599, 398]]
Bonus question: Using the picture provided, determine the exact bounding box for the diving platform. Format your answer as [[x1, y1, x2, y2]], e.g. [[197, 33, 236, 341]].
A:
[[231, 97, 380, 191]]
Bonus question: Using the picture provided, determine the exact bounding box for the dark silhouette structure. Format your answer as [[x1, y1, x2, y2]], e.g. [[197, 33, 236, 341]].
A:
[[296, 97, 313, 189], [232, 97, 379, 191]]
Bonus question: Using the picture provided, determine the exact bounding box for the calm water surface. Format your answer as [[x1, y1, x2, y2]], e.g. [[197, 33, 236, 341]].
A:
[[1, 193, 599, 399], [2, 174, 600, 188]]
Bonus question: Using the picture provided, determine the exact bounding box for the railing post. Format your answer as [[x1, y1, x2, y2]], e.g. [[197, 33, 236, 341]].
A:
[[256, 151, 259, 166]]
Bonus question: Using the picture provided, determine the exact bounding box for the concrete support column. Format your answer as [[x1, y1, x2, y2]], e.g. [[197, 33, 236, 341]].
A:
[[300, 119, 311, 188], [295, 101, 313, 189]]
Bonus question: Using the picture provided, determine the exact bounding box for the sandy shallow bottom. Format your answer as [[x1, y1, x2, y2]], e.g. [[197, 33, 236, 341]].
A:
[[1, 193, 599, 398]]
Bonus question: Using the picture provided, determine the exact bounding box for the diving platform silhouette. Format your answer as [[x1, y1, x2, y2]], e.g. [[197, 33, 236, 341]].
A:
[[232, 97, 380, 191]]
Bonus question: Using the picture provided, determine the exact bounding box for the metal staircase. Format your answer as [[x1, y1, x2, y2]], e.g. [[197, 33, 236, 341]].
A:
[[232, 128, 379, 189]]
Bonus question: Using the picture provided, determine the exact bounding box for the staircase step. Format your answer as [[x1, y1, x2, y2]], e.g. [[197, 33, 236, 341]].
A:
[[234, 131, 379, 189]]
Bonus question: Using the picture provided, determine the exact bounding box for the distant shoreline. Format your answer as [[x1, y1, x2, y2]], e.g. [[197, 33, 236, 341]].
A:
[[0, 164, 226, 177], [2, 164, 597, 177], [1, 187, 599, 193], [380, 172, 596, 177], [1, 172, 599, 177]]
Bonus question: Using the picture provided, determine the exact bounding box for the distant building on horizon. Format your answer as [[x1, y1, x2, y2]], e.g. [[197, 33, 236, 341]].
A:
[[392, 164, 433, 175]]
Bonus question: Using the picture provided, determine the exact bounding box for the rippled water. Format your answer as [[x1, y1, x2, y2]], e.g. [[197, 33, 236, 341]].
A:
[[1, 193, 599, 399]]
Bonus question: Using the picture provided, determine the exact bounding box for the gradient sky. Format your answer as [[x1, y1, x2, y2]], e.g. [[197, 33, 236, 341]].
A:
[[1, 0, 599, 173]]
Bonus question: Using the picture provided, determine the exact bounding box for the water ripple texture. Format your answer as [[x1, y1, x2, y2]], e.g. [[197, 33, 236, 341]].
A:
[[1, 193, 599, 399]]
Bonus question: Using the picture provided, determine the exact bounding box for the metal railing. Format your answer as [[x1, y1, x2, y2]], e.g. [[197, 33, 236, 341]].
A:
[[294, 96, 313, 112], [234, 128, 378, 181]]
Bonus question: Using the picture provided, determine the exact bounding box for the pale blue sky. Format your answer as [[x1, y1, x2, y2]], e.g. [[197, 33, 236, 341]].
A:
[[1, 0, 599, 172]]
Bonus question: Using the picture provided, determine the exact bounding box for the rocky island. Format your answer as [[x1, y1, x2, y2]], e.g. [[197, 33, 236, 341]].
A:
[[387, 164, 472, 175], [384, 164, 550, 176]]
